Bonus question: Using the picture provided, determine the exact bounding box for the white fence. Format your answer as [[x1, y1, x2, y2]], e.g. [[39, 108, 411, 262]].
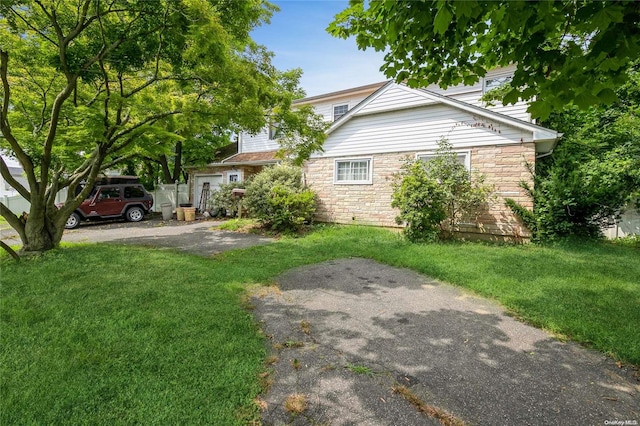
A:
[[603, 205, 640, 239], [149, 184, 190, 212], [1, 183, 191, 215]]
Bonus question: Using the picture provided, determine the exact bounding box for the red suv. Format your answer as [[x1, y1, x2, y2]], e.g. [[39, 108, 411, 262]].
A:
[[64, 178, 154, 229]]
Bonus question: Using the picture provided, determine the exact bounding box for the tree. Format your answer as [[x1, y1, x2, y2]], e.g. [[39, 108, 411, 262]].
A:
[[328, 1, 640, 119], [0, 0, 317, 254], [391, 140, 493, 242], [506, 65, 640, 240]]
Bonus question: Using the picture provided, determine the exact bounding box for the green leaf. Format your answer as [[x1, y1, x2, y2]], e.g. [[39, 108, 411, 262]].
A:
[[434, 5, 453, 35], [528, 100, 553, 121], [596, 88, 618, 105]]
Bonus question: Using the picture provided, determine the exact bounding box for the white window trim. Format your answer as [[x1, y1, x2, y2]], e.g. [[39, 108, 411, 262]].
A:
[[483, 74, 513, 94], [334, 157, 373, 185], [416, 150, 471, 171], [332, 103, 349, 121], [227, 171, 241, 183]]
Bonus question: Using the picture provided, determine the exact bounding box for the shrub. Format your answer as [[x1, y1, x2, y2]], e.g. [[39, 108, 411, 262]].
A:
[[244, 164, 316, 232], [392, 140, 493, 242], [391, 160, 447, 242], [209, 182, 246, 217]]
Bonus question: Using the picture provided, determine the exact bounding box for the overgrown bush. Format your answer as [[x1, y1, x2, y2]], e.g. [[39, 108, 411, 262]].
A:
[[209, 182, 246, 217], [244, 164, 316, 232], [506, 65, 640, 241], [392, 140, 493, 242]]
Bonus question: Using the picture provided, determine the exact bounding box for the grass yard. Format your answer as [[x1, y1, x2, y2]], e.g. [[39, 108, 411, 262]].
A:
[[1, 225, 639, 424]]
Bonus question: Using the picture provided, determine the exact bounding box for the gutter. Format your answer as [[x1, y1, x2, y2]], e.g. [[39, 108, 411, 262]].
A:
[[535, 149, 554, 159]]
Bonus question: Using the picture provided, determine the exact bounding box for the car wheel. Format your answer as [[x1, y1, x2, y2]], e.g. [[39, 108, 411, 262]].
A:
[[125, 206, 145, 222], [65, 212, 81, 229]]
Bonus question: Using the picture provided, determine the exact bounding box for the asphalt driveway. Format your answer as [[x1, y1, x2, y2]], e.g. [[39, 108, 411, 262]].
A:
[[1, 215, 274, 256], [254, 258, 639, 425]]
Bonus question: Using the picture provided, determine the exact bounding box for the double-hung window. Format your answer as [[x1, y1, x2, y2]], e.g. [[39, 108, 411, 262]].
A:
[[334, 158, 372, 184], [417, 151, 471, 171], [333, 104, 349, 121]]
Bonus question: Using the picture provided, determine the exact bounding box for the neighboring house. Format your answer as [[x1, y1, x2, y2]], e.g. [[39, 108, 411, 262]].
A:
[[0, 155, 28, 198], [188, 65, 561, 240]]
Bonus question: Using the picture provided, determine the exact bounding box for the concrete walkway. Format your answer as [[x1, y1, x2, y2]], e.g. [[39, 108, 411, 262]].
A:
[[253, 258, 639, 425]]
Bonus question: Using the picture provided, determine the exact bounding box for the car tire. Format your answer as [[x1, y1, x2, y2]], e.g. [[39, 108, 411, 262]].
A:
[[65, 212, 81, 229], [125, 206, 145, 222]]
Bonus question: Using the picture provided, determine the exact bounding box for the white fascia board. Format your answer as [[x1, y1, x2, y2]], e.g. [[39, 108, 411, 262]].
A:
[[326, 82, 559, 144], [414, 87, 560, 142]]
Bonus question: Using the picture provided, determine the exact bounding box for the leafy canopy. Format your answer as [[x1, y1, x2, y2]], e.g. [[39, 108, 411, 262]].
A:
[[0, 0, 289, 252], [328, 1, 640, 119], [507, 65, 640, 240]]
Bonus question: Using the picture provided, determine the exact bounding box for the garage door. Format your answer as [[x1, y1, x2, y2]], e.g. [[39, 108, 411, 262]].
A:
[[194, 174, 223, 212]]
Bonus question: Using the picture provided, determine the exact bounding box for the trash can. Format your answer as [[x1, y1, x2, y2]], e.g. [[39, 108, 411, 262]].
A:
[[184, 207, 196, 222], [176, 207, 185, 221], [161, 203, 173, 221]]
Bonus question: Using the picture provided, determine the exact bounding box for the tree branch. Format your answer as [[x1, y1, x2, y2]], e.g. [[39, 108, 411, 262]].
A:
[[7, 7, 57, 45], [0, 49, 38, 195], [0, 157, 31, 201], [0, 202, 26, 243], [110, 110, 182, 149]]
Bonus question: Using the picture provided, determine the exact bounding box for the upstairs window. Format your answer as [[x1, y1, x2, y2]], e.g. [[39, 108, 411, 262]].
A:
[[333, 104, 349, 121], [268, 123, 281, 140], [483, 76, 512, 93]]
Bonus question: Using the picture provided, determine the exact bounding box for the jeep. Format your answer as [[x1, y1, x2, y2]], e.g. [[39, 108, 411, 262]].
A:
[[64, 181, 154, 229]]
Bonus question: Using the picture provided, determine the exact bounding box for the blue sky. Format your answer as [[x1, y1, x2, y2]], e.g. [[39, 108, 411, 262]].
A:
[[251, 0, 388, 97]]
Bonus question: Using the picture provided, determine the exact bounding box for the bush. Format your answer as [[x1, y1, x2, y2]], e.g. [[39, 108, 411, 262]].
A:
[[510, 65, 640, 242], [209, 182, 246, 217], [391, 160, 447, 242], [244, 164, 316, 232], [392, 140, 493, 242]]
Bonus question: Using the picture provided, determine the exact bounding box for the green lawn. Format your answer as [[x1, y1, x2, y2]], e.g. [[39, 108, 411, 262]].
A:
[[1, 225, 639, 424]]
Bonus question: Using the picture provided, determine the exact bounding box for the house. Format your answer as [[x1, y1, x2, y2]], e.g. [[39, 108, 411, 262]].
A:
[[0, 154, 29, 198], [188, 65, 561, 240]]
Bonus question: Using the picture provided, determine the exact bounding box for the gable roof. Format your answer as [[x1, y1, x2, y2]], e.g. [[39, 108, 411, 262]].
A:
[[222, 150, 279, 164], [326, 82, 560, 149], [293, 81, 388, 106]]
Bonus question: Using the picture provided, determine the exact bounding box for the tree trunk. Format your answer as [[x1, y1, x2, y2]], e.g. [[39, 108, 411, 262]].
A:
[[158, 155, 173, 184], [19, 198, 66, 254], [172, 141, 182, 183]]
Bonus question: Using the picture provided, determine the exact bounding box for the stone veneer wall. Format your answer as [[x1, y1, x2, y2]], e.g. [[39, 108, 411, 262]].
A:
[[304, 143, 535, 240]]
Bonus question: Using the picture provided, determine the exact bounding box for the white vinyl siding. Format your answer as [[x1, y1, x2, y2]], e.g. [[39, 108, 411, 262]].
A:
[[334, 158, 372, 184], [424, 64, 532, 123], [240, 130, 280, 153], [358, 85, 437, 116], [316, 104, 532, 159], [307, 93, 375, 122]]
